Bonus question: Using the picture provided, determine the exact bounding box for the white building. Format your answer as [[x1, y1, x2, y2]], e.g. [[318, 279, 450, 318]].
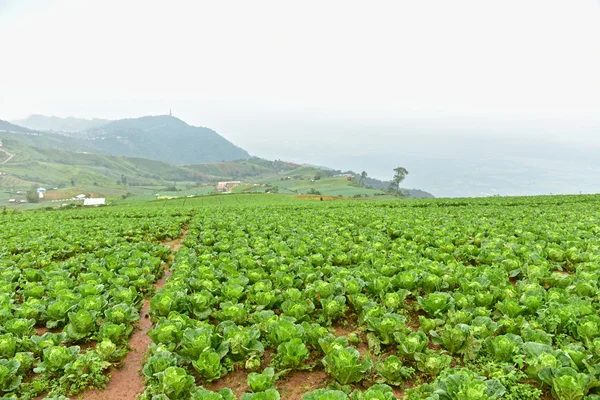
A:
[[216, 181, 242, 192], [83, 198, 106, 206]]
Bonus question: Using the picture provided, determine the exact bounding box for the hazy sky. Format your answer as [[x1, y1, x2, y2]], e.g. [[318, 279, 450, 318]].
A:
[[1, 0, 600, 193]]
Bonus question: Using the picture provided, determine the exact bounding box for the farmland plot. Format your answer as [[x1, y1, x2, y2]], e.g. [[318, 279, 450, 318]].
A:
[[0, 207, 190, 399], [139, 195, 600, 399], [2, 194, 600, 399]]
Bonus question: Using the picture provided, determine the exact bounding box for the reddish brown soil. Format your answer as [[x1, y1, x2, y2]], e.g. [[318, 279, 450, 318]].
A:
[[391, 375, 423, 398], [80, 228, 188, 400], [331, 312, 360, 335], [204, 368, 329, 400], [204, 369, 250, 398], [277, 370, 328, 399], [34, 326, 50, 335], [331, 315, 370, 356], [162, 232, 187, 253], [406, 312, 421, 331]]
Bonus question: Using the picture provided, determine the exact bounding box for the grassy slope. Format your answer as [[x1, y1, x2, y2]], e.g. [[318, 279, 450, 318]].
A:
[[0, 138, 428, 207], [0, 137, 208, 187]]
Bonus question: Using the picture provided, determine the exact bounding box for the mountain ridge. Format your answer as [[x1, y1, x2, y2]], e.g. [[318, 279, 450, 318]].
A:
[[12, 115, 111, 132], [0, 119, 35, 133], [0, 116, 434, 199], [4, 115, 251, 164]]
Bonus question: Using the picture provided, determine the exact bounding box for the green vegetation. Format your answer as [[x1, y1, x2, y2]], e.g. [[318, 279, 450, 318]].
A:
[[6, 192, 596, 398], [0, 137, 207, 187], [136, 193, 600, 399], [1, 117, 433, 204], [0, 138, 431, 207], [2, 115, 250, 165], [387, 167, 409, 196], [0, 205, 189, 398]]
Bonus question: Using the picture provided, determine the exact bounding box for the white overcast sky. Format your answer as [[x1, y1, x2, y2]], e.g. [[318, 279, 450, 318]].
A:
[[1, 0, 600, 163]]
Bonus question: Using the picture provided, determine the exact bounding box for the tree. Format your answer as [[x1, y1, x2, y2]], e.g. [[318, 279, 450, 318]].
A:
[[26, 189, 40, 203], [70, 178, 75, 187], [388, 167, 408, 196], [359, 171, 368, 186]]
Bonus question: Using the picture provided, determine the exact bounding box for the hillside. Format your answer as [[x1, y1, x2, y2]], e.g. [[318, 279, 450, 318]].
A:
[[0, 138, 434, 205], [187, 158, 434, 198], [3, 115, 250, 164], [84, 116, 250, 164], [0, 137, 209, 188], [12, 115, 111, 132], [0, 119, 35, 133], [0, 116, 433, 203]]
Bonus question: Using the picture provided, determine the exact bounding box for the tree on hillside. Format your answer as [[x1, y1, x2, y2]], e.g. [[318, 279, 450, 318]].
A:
[[388, 167, 409, 196], [359, 171, 368, 185], [26, 189, 40, 203]]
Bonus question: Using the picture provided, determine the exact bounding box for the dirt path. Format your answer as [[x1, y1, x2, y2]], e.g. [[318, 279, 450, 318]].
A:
[[81, 227, 188, 400], [0, 146, 14, 164]]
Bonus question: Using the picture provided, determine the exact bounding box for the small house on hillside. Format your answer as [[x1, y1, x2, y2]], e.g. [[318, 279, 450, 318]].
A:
[[216, 181, 242, 193], [8, 199, 15, 203], [74, 194, 86, 200], [84, 198, 106, 206]]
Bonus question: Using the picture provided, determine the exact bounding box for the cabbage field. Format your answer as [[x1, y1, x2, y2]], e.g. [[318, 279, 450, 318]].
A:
[[2, 194, 600, 399]]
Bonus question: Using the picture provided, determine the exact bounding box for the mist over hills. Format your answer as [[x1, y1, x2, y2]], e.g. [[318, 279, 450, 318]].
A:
[[234, 116, 600, 198], [1, 115, 433, 198], [6, 115, 250, 164], [6, 112, 600, 198], [0, 119, 34, 133], [81, 115, 250, 164], [13, 115, 111, 132]]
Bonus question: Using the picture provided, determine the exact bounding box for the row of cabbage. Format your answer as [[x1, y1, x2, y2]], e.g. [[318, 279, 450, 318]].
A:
[[141, 195, 600, 399], [0, 207, 190, 399]]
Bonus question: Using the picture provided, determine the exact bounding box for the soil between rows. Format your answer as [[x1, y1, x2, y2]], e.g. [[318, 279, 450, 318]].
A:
[[80, 229, 187, 400]]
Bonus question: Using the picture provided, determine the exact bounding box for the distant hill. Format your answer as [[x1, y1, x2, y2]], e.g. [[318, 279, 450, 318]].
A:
[[315, 168, 434, 199], [0, 115, 434, 199], [0, 119, 35, 133], [188, 159, 435, 198], [0, 137, 209, 188], [358, 175, 435, 198], [84, 115, 250, 164], [0, 137, 324, 190], [0, 137, 434, 200], [3, 115, 251, 164], [12, 115, 111, 132]]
